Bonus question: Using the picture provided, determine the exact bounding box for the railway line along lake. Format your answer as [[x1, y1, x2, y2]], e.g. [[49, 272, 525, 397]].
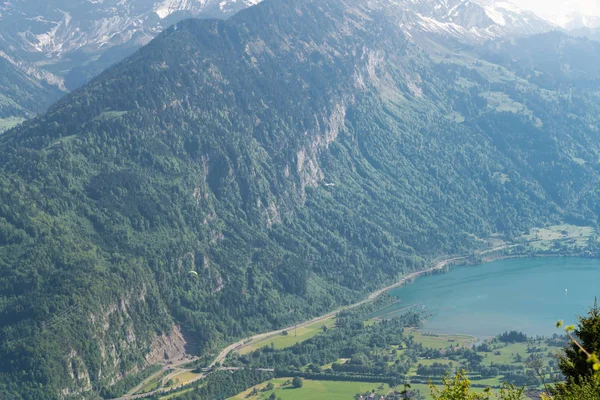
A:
[[371, 257, 600, 337]]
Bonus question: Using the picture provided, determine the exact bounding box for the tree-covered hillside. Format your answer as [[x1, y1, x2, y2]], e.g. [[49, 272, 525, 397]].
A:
[[0, 58, 65, 132], [1, 0, 600, 398]]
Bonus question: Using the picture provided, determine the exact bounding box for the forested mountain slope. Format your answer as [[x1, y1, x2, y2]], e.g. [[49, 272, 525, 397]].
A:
[[1, 0, 600, 398], [0, 58, 65, 132], [481, 31, 600, 88]]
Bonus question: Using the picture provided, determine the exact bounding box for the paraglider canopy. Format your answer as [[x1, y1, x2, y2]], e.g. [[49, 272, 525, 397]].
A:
[[188, 270, 198, 277]]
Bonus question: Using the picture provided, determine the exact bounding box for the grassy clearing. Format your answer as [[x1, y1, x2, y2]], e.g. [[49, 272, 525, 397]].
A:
[[230, 378, 507, 400], [492, 172, 510, 185], [168, 371, 202, 386], [445, 111, 465, 123], [410, 330, 477, 350], [238, 316, 336, 355], [45, 134, 79, 150], [481, 91, 531, 115], [230, 378, 392, 400], [428, 47, 528, 85], [160, 387, 195, 399], [480, 342, 529, 365], [0, 116, 25, 132], [480, 341, 563, 366], [480, 91, 541, 127], [320, 358, 350, 370], [95, 110, 128, 121], [522, 224, 596, 250], [135, 369, 170, 394]]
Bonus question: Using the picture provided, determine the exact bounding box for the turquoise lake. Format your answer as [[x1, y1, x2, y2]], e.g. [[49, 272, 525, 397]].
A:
[[373, 257, 600, 338]]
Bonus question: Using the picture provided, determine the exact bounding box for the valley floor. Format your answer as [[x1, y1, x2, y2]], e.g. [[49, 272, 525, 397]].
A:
[[118, 224, 597, 399]]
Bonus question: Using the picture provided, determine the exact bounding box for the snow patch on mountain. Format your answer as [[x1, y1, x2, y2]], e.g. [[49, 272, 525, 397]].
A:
[[153, 0, 261, 18], [155, 0, 193, 19], [488, 1, 522, 14], [396, 0, 553, 44], [483, 6, 506, 26], [557, 12, 600, 30], [0, 0, 556, 95]]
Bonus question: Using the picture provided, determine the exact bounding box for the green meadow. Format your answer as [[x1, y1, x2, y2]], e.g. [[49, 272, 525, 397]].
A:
[[230, 378, 394, 400], [409, 330, 477, 350], [237, 316, 337, 355]]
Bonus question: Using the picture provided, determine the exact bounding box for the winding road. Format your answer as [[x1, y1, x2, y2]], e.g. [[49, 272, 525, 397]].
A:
[[112, 245, 513, 399]]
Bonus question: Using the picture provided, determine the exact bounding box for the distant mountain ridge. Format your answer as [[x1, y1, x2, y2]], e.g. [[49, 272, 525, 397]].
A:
[[0, 0, 261, 87], [546, 11, 600, 42], [0, 0, 261, 61], [0, 0, 553, 84], [0, 0, 559, 124], [398, 0, 554, 44], [0, 0, 263, 119]]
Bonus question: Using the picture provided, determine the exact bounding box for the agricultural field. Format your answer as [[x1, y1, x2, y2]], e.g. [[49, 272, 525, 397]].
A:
[[522, 224, 596, 251], [409, 330, 477, 350], [229, 377, 506, 400], [132, 369, 171, 394], [167, 371, 203, 387], [237, 316, 337, 355], [230, 378, 396, 400], [160, 387, 195, 400]]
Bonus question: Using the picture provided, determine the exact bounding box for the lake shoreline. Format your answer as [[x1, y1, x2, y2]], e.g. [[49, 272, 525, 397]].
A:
[[229, 248, 592, 359], [381, 253, 600, 340], [124, 249, 593, 399]]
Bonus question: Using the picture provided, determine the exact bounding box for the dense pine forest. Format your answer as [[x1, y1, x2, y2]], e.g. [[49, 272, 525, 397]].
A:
[[1, 0, 600, 398]]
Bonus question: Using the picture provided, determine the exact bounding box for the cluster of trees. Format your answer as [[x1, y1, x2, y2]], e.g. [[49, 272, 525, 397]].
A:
[[417, 363, 454, 377], [498, 331, 528, 343]]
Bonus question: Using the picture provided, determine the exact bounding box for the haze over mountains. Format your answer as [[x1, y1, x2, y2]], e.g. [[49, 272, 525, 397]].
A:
[[1, 0, 598, 129], [0, 0, 556, 67], [1, 0, 600, 398], [558, 12, 600, 42]]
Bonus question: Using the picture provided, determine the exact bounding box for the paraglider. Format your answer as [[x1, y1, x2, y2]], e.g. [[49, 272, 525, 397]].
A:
[[188, 270, 198, 277]]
